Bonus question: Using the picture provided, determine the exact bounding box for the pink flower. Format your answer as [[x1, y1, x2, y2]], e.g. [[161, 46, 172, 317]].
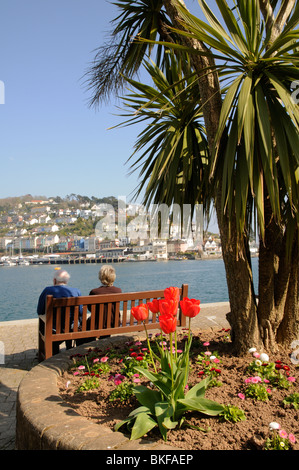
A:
[[289, 433, 296, 444], [251, 376, 262, 383], [204, 351, 211, 356], [133, 378, 141, 383], [287, 376, 296, 382], [73, 371, 79, 376], [101, 356, 109, 362], [114, 374, 125, 385], [203, 342, 210, 347], [238, 393, 245, 400], [212, 358, 220, 363], [253, 352, 260, 358], [245, 378, 252, 384], [78, 365, 85, 370], [93, 358, 99, 363], [279, 429, 288, 439]]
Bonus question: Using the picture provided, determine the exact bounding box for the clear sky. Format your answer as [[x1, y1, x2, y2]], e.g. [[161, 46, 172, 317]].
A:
[[0, 0, 218, 232]]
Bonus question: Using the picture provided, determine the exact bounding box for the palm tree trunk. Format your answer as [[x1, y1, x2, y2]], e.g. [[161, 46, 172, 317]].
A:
[[258, 196, 299, 351], [216, 197, 263, 354]]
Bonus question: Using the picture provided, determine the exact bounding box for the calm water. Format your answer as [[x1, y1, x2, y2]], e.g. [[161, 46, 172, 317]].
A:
[[0, 258, 258, 322]]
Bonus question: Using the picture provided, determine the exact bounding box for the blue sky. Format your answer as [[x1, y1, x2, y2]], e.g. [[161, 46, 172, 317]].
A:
[[0, 0, 218, 231]]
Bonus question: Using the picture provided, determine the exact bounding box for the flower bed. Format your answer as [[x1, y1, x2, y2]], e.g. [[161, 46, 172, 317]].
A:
[[58, 288, 299, 451]]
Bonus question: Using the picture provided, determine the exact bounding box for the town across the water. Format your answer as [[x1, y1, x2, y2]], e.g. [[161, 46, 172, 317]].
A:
[[0, 195, 259, 265]]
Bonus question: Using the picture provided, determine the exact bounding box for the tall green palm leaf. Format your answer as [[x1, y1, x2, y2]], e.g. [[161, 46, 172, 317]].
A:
[[85, 0, 176, 106], [113, 52, 210, 219], [166, 0, 299, 242]]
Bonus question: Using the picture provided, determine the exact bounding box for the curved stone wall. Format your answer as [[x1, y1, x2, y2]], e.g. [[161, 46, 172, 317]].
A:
[[15, 338, 173, 451]]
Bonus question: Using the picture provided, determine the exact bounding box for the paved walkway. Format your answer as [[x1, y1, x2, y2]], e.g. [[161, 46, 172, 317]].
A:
[[0, 303, 230, 450]]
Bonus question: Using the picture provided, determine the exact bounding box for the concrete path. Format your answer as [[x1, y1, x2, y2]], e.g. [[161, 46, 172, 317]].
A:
[[0, 302, 230, 450]]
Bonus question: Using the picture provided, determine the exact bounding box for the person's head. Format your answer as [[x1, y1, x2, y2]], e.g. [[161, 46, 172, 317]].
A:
[[99, 265, 116, 287], [53, 269, 70, 285]]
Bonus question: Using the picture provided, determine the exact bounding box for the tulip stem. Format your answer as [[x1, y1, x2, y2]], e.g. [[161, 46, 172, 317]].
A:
[[169, 332, 174, 387], [183, 317, 192, 390], [143, 322, 157, 373]]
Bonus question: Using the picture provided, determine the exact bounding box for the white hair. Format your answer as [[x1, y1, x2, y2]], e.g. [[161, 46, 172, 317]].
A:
[[53, 269, 70, 285]]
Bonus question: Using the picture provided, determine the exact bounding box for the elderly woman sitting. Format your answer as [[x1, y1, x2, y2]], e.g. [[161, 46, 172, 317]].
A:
[[76, 265, 122, 345]]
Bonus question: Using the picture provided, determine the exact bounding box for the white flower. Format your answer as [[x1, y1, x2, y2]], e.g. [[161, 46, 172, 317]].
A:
[[269, 422, 280, 430], [255, 359, 262, 367], [249, 347, 257, 353], [260, 353, 269, 362], [210, 355, 216, 360]]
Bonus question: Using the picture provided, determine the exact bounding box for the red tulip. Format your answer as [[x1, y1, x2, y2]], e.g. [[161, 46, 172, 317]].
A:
[[159, 313, 177, 334], [159, 298, 178, 316], [147, 299, 160, 314], [131, 304, 149, 322], [180, 297, 201, 318], [164, 286, 180, 302]]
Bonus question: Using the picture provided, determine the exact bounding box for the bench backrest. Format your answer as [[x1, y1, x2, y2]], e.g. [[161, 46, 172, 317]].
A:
[[43, 284, 188, 343]]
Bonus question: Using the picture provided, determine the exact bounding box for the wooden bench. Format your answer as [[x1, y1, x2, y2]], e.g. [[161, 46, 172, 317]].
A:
[[38, 284, 188, 361]]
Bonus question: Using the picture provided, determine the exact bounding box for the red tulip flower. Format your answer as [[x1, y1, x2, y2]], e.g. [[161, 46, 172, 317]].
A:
[[131, 304, 149, 322], [164, 286, 180, 302], [147, 299, 160, 314], [159, 313, 177, 334], [159, 298, 178, 316], [180, 297, 201, 318]]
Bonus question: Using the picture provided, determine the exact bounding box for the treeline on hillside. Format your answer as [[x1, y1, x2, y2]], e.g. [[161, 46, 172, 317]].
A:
[[0, 194, 119, 211]]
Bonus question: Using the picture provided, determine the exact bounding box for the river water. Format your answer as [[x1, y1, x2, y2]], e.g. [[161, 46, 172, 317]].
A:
[[0, 258, 258, 322]]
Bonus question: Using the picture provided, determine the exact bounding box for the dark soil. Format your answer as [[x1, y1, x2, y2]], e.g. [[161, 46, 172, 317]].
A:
[[58, 328, 299, 450]]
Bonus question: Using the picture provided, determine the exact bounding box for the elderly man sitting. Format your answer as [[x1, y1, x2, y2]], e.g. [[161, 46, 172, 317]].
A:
[[37, 268, 82, 355]]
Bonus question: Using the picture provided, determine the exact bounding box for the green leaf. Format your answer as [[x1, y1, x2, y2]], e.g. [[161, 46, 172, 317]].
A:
[[237, 73, 253, 143], [178, 397, 225, 416], [184, 377, 211, 399], [134, 385, 162, 413], [128, 405, 151, 417], [130, 412, 157, 440], [211, 73, 243, 174], [133, 366, 171, 398], [215, 0, 248, 54], [198, 0, 233, 45], [154, 402, 177, 440]]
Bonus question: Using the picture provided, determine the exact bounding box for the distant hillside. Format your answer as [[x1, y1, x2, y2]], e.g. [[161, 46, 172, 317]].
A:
[[0, 194, 119, 210]]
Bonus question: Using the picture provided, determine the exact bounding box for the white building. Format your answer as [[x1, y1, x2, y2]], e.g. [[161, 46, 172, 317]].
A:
[[152, 240, 168, 260]]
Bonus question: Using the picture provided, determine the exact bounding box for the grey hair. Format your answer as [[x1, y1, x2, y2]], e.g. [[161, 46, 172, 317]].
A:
[[53, 269, 70, 285]]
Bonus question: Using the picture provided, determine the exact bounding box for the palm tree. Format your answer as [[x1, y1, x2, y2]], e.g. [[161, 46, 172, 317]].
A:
[[165, 0, 299, 353], [115, 52, 210, 213], [86, 0, 299, 354], [85, 0, 174, 106]]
